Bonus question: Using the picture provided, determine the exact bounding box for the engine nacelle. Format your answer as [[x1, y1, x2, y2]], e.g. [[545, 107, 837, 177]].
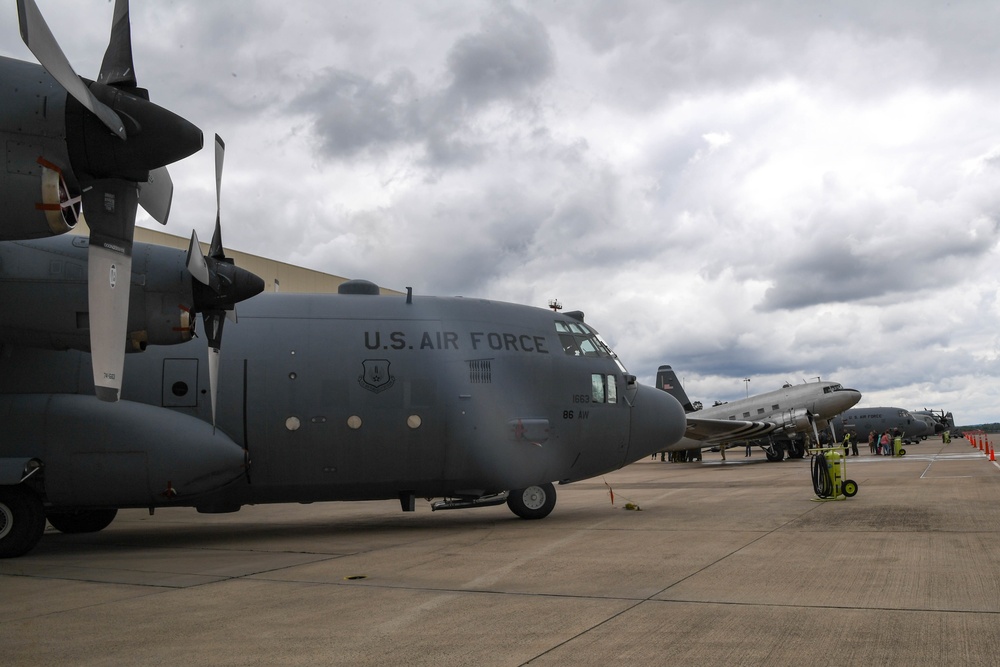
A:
[[776, 407, 813, 433], [0, 56, 201, 243], [0, 236, 196, 352], [0, 58, 80, 241]]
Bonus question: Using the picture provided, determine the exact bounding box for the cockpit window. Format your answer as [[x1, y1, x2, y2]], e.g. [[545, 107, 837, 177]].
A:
[[555, 321, 628, 372], [592, 374, 605, 403], [592, 373, 619, 404]]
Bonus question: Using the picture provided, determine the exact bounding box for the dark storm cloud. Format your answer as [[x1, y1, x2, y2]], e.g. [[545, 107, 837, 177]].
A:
[[291, 2, 554, 168], [294, 68, 421, 157], [443, 3, 554, 109]]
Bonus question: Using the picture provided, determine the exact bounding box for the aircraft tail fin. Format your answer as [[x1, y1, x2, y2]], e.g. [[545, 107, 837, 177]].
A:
[[655, 365, 697, 413]]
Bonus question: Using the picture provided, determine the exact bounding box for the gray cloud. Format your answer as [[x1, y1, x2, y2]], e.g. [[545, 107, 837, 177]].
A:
[[444, 3, 554, 108], [13, 0, 1000, 422]]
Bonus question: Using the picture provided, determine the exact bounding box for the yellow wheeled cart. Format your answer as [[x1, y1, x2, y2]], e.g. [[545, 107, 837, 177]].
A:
[[808, 447, 858, 500]]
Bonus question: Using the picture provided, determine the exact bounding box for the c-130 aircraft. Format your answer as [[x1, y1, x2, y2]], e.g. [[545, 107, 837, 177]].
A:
[[0, 0, 712, 558]]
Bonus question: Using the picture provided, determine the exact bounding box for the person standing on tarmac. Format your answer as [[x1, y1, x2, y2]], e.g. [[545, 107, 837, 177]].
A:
[[869, 431, 877, 454], [851, 434, 860, 457]]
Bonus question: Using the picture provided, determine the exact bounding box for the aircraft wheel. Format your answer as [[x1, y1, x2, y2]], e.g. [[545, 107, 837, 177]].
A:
[[46, 508, 118, 534], [0, 486, 46, 559], [765, 445, 785, 462], [842, 480, 859, 498], [507, 483, 556, 520]]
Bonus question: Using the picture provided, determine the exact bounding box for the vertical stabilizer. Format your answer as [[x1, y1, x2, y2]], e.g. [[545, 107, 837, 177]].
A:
[[655, 365, 697, 413]]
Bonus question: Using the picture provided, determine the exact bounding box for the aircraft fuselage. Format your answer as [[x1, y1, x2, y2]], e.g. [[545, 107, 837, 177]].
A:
[[0, 237, 686, 514], [694, 381, 861, 431]]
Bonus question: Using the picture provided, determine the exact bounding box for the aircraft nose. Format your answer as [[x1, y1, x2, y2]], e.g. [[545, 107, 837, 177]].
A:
[[839, 388, 862, 412], [627, 382, 687, 462]]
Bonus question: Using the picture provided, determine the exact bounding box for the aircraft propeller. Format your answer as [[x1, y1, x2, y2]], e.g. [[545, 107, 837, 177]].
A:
[[17, 0, 204, 401], [186, 135, 266, 427]]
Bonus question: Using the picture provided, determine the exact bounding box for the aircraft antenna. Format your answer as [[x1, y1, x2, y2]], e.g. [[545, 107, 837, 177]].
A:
[[548, 299, 562, 312]]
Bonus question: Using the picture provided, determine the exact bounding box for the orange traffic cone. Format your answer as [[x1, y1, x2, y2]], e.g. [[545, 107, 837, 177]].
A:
[[990, 446, 996, 462]]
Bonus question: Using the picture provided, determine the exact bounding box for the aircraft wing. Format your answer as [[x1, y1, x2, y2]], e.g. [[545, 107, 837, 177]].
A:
[[684, 416, 778, 444]]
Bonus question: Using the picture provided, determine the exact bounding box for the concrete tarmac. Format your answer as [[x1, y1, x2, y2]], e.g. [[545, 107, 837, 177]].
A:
[[2, 435, 999, 666]]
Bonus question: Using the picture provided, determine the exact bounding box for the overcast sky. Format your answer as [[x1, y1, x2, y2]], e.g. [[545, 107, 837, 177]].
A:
[[5, 1, 1000, 424]]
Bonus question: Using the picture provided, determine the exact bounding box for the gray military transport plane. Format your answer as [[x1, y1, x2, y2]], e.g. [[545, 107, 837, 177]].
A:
[[654, 366, 862, 460], [0, 234, 692, 557], [831, 407, 932, 444], [0, 0, 705, 558]]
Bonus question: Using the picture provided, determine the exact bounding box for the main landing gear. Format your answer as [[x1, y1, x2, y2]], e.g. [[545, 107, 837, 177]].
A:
[[0, 485, 46, 559], [430, 482, 558, 520], [506, 483, 556, 520]]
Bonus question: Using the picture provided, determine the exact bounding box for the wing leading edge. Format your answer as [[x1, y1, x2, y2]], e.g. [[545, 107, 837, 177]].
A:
[[685, 417, 778, 444]]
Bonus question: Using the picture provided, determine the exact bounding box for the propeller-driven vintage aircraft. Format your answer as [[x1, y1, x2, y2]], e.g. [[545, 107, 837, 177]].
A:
[[654, 365, 862, 460], [0, 1, 706, 559]]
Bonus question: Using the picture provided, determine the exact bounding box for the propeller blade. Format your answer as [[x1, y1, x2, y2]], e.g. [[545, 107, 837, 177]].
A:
[[210, 134, 226, 260], [137, 167, 173, 225], [16, 0, 126, 139], [186, 229, 212, 287], [207, 344, 220, 430], [87, 245, 132, 402], [97, 0, 137, 88], [84, 180, 138, 402], [203, 311, 225, 428]]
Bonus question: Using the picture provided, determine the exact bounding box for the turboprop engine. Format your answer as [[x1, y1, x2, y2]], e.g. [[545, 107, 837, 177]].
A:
[[0, 236, 262, 354]]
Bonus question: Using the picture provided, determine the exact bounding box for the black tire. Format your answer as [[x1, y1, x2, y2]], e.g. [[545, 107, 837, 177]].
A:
[[0, 486, 46, 558], [507, 483, 556, 520], [842, 480, 859, 498], [46, 508, 118, 534], [765, 444, 785, 462], [898, 448, 906, 456]]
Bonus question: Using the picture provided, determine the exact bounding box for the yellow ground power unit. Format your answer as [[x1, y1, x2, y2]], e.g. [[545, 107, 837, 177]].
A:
[[809, 447, 859, 500]]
